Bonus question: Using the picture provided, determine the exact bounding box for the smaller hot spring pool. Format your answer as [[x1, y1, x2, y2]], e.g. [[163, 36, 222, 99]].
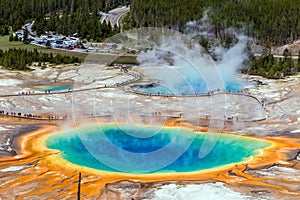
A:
[[132, 81, 246, 96], [33, 83, 73, 92], [46, 124, 271, 174]]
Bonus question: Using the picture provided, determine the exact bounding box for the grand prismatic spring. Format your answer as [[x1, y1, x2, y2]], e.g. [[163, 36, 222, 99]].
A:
[[45, 124, 271, 173]]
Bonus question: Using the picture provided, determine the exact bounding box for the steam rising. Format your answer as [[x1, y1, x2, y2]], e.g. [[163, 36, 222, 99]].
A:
[[137, 12, 249, 95]]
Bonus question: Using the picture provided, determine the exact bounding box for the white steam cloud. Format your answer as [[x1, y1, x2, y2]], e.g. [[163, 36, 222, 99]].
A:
[[137, 11, 250, 95]]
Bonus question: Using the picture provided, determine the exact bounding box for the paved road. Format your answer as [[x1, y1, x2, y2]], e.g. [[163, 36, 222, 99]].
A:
[[101, 6, 130, 27]]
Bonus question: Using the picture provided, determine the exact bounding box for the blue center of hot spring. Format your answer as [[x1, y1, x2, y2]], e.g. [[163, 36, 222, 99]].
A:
[[46, 124, 270, 174], [134, 65, 246, 95]]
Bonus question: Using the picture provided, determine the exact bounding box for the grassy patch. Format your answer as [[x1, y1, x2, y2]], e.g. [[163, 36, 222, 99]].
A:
[[113, 55, 138, 64], [0, 35, 34, 49], [87, 54, 138, 65]]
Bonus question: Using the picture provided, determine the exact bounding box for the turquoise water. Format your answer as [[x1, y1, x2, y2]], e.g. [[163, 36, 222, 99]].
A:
[[46, 124, 270, 174], [34, 83, 73, 91], [135, 81, 246, 95]]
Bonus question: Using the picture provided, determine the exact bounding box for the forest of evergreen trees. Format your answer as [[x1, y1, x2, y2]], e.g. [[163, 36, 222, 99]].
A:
[[245, 48, 300, 79], [0, 48, 81, 70], [130, 0, 300, 45]]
